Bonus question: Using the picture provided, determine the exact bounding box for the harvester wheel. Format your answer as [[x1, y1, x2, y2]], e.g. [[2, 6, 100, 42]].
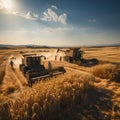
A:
[[49, 72, 53, 77], [76, 60, 81, 65], [73, 59, 76, 64], [19, 64, 25, 71], [21, 66, 30, 76], [65, 56, 70, 62], [26, 71, 32, 87]]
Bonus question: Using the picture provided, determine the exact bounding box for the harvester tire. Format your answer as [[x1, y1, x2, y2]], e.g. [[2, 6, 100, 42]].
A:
[[21, 66, 30, 76], [26, 71, 32, 87], [19, 64, 25, 71]]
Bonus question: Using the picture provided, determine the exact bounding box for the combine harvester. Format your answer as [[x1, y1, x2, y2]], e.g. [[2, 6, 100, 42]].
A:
[[19, 54, 66, 86], [57, 48, 98, 66]]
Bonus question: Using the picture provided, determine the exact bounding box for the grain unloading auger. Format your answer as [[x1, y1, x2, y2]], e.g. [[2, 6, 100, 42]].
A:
[[19, 54, 66, 86]]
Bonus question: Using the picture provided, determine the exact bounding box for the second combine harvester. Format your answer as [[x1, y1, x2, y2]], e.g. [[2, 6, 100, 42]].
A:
[[57, 48, 98, 66]]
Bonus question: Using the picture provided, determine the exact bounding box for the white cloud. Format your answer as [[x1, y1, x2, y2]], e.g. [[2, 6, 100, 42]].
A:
[[41, 27, 74, 36], [88, 19, 96, 23], [3, 10, 39, 20], [0, 0, 39, 20], [41, 8, 58, 22], [51, 5, 58, 10], [41, 8, 67, 25], [24, 11, 39, 20], [58, 13, 67, 25], [0, 1, 66, 23]]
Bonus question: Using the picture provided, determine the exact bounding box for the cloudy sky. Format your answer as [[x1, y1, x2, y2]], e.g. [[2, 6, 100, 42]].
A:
[[0, 0, 120, 46]]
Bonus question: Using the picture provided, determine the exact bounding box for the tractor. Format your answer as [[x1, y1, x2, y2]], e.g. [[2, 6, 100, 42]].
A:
[[19, 54, 66, 86]]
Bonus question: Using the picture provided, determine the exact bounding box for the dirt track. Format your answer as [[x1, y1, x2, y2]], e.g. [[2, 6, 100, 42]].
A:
[[1, 54, 28, 94]]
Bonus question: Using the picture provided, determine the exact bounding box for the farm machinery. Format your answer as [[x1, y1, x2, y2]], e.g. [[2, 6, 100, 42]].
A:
[[19, 54, 66, 86], [57, 48, 98, 66]]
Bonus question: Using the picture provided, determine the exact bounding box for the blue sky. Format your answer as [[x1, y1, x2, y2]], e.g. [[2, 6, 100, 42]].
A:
[[0, 0, 120, 46]]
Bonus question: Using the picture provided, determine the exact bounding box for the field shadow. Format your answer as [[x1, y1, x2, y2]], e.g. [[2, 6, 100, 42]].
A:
[[73, 87, 119, 120], [54, 87, 119, 120]]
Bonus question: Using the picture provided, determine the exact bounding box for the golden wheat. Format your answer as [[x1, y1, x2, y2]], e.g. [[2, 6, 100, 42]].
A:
[[0, 47, 120, 120], [91, 64, 120, 81], [0, 73, 95, 120]]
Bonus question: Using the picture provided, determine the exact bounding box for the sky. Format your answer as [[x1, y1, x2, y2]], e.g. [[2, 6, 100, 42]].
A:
[[0, 0, 120, 46]]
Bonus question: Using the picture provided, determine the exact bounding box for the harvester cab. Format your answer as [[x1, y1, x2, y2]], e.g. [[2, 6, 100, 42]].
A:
[[69, 48, 83, 60], [20, 55, 45, 71], [63, 48, 84, 63], [23, 56, 43, 68]]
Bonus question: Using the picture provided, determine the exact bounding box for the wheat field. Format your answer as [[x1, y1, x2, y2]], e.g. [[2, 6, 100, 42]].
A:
[[0, 47, 120, 120]]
